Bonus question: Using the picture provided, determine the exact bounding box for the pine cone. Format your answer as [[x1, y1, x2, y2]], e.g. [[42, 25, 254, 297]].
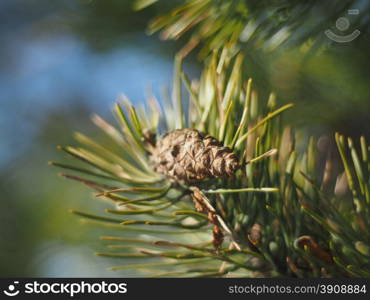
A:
[[150, 129, 239, 183]]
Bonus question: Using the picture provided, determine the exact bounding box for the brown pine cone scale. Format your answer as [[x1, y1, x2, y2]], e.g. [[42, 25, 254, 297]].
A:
[[150, 129, 239, 184]]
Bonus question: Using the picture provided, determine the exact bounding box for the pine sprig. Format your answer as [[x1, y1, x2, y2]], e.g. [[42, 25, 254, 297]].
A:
[[52, 53, 369, 277]]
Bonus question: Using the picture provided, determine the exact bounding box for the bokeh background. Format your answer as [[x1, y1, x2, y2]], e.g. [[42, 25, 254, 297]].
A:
[[0, 0, 369, 277]]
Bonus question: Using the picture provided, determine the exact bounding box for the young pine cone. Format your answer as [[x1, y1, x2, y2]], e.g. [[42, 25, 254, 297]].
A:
[[150, 129, 240, 184]]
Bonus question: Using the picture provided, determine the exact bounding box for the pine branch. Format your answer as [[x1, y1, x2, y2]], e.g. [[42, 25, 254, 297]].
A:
[[137, 0, 370, 58], [52, 52, 370, 277]]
